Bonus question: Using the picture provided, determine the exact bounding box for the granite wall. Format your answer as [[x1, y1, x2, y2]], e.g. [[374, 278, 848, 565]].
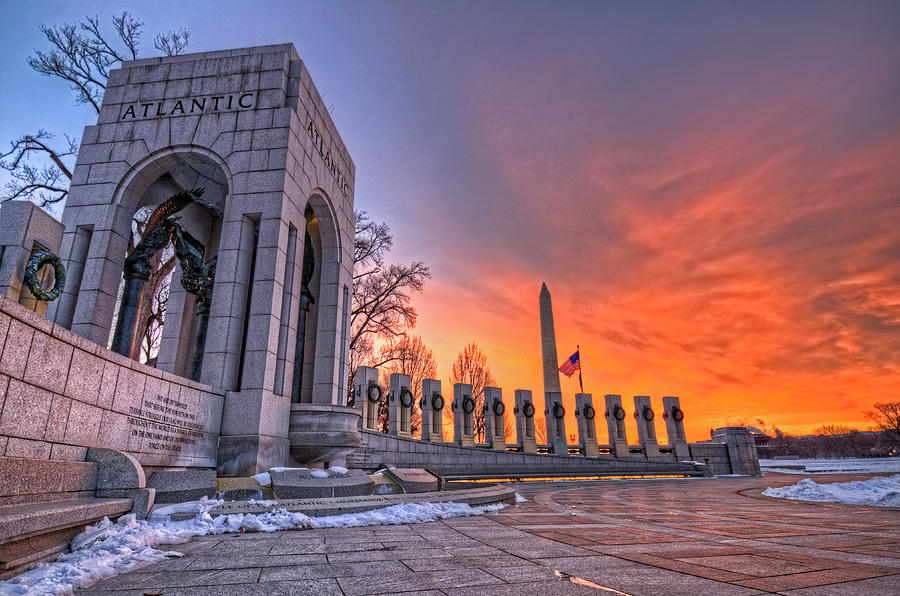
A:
[[0, 296, 223, 472]]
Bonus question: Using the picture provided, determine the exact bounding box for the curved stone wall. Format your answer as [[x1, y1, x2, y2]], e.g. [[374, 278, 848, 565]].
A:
[[0, 296, 222, 471]]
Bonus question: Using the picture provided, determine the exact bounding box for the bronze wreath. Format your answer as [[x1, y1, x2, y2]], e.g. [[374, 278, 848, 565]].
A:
[[493, 400, 505, 416], [613, 405, 626, 420], [583, 404, 595, 420], [671, 406, 684, 422], [642, 406, 654, 421], [399, 387, 414, 408], [431, 393, 445, 410], [523, 402, 535, 418], [462, 396, 475, 414], [552, 403, 566, 419], [367, 384, 383, 403], [24, 250, 66, 302]]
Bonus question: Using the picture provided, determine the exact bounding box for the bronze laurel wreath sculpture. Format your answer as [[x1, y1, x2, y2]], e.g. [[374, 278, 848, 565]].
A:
[[24, 250, 66, 301]]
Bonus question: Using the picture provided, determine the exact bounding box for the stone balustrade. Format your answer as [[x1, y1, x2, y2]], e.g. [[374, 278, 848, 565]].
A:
[[350, 366, 760, 476]]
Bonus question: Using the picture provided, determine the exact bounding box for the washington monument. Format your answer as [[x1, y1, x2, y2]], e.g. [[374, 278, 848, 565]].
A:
[[539, 283, 562, 396]]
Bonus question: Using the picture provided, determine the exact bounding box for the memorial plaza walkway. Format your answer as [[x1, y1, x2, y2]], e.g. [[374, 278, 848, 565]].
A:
[[78, 473, 899, 595]]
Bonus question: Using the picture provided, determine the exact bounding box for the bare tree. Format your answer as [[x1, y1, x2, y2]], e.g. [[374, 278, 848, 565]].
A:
[[865, 402, 900, 444], [0, 132, 77, 207], [2, 13, 189, 207], [374, 335, 437, 436], [534, 416, 548, 445], [140, 273, 171, 365], [449, 342, 496, 442], [347, 211, 430, 398]]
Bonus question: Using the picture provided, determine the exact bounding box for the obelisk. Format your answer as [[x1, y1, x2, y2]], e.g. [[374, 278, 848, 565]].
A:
[[539, 282, 562, 395]]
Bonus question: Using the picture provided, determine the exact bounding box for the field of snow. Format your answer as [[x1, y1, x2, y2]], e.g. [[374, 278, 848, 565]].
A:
[[763, 474, 899, 507], [0, 499, 505, 596], [760, 457, 900, 474]]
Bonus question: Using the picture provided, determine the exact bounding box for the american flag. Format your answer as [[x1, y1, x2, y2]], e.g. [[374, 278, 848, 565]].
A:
[[559, 350, 580, 377]]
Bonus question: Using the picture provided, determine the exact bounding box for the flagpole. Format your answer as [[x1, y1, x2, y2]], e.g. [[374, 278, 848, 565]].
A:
[[577, 344, 584, 394]]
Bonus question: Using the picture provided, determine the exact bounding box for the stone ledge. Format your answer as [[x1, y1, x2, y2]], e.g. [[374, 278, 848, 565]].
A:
[[0, 497, 133, 543], [164, 484, 515, 520], [0, 497, 133, 580]]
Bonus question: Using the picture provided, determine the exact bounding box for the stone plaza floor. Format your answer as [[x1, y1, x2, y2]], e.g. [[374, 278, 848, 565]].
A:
[[78, 473, 899, 595]]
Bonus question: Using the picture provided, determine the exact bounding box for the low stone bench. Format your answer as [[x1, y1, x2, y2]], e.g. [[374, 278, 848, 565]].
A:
[[0, 449, 153, 580]]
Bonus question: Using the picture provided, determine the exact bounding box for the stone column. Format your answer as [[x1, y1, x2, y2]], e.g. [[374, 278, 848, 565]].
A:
[[544, 391, 568, 454], [711, 426, 761, 476], [420, 379, 443, 442], [452, 383, 475, 447], [388, 372, 412, 438], [633, 395, 660, 457], [355, 366, 380, 432], [603, 394, 629, 458], [514, 389, 537, 453], [574, 393, 599, 457], [483, 386, 506, 450], [0, 201, 64, 317], [662, 395, 690, 460]]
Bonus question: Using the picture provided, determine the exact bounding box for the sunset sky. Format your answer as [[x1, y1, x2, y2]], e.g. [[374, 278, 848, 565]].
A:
[[2, 1, 898, 441]]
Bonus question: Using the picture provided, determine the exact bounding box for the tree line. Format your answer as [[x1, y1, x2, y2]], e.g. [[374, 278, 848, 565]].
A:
[[753, 403, 900, 459]]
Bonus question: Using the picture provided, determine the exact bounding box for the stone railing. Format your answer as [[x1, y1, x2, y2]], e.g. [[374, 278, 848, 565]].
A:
[[349, 368, 760, 476]]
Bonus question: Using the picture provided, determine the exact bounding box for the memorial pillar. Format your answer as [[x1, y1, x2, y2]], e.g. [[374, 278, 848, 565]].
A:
[[483, 386, 506, 450], [604, 394, 629, 458], [514, 389, 537, 453], [662, 395, 690, 460], [355, 366, 381, 432], [544, 391, 568, 454], [634, 395, 660, 457], [452, 383, 475, 447], [574, 393, 599, 457], [420, 379, 443, 442], [388, 372, 412, 438]]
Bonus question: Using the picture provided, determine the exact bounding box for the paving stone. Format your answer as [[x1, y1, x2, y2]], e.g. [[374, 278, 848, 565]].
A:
[[57, 474, 900, 595]]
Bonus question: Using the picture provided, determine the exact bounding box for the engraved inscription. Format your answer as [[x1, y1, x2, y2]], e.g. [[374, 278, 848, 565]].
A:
[[127, 393, 207, 453]]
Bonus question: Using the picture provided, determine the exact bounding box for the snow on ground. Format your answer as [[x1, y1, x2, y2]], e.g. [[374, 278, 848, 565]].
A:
[[251, 465, 349, 487], [763, 474, 900, 507], [760, 457, 900, 475], [0, 498, 505, 596]]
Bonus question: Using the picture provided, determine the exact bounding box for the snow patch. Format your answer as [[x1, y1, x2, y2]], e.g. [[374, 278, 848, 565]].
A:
[[309, 469, 329, 479], [515, 493, 527, 503], [251, 471, 271, 486], [762, 474, 900, 507], [328, 466, 348, 474], [0, 498, 505, 595], [315, 501, 506, 528]]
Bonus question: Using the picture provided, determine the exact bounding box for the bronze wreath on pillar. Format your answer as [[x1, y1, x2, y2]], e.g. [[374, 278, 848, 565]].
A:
[[399, 387, 414, 408], [522, 402, 535, 418], [613, 405, 626, 420], [24, 250, 66, 301], [367, 384, 383, 403], [431, 392, 444, 410], [552, 403, 566, 419], [642, 406, 655, 421], [493, 400, 505, 416], [671, 406, 684, 421], [462, 396, 475, 414], [583, 404, 595, 420]]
